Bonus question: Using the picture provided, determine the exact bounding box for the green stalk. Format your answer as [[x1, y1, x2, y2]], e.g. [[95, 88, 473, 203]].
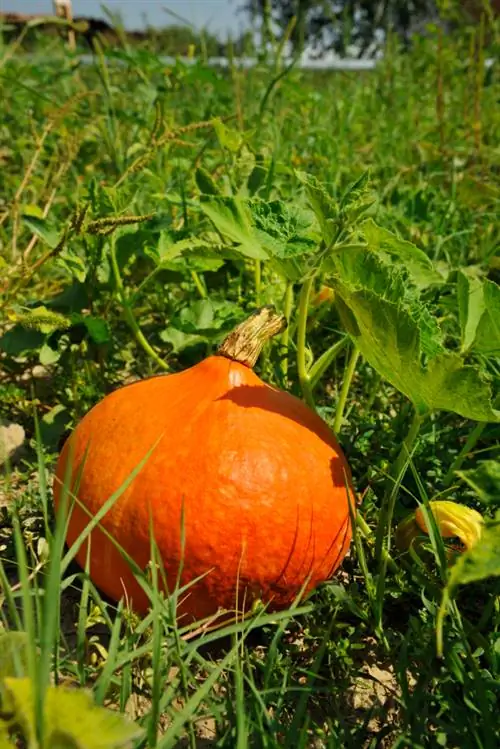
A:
[[110, 237, 169, 372], [391, 409, 424, 489], [375, 408, 424, 562], [254, 260, 262, 305], [372, 410, 424, 635], [308, 335, 349, 392], [443, 421, 486, 487], [296, 276, 315, 410], [365, 371, 383, 411], [191, 270, 207, 299], [333, 346, 360, 435], [280, 281, 294, 381]]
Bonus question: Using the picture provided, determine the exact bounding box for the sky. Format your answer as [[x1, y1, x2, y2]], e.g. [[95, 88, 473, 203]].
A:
[[1, 1, 245, 37]]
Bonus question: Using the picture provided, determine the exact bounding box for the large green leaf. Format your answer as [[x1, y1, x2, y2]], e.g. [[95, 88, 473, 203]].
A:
[[474, 279, 500, 355], [295, 170, 338, 246], [359, 218, 443, 290], [437, 487, 500, 654], [457, 460, 500, 506], [457, 269, 486, 354], [3, 677, 143, 749], [333, 286, 500, 422], [447, 511, 500, 590], [200, 197, 268, 260], [332, 248, 444, 358]]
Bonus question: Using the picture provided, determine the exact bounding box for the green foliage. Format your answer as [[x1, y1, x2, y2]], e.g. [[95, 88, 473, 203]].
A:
[[160, 298, 244, 353], [243, 0, 495, 57], [200, 197, 269, 260], [359, 218, 444, 290], [457, 460, 500, 506], [447, 512, 500, 590], [458, 271, 500, 356], [333, 283, 499, 420], [0, 632, 142, 748], [474, 279, 500, 356], [1, 21, 500, 749]]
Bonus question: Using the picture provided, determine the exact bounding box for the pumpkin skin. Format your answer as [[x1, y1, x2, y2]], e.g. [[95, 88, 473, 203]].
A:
[[54, 336, 355, 623]]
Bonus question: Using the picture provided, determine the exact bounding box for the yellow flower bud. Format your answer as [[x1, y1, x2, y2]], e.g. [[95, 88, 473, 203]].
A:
[[414, 500, 483, 551], [395, 500, 483, 554]]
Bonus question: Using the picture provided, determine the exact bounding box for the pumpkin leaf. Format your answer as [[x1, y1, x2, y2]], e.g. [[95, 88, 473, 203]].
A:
[[3, 677, 143, 749], [332, 284, 500, 422], [295, 170, 338, 246], [248, 199, 320, 281], [200, 197, 268, 260], [457, 269, 486, 353], [446, 511, 500, 592], [359, 218, 443, 290], [437, 509, 500, 655], [332, 248, 444, 358], [473, 279, 500, 355], [456, 460, 500, 506]]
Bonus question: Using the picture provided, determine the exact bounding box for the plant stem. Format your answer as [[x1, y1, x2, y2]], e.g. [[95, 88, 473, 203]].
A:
[[391, 409, 424, 487], [443, 421, 486, 487], [365, 371, 383, 411], [308, 335, 349, 392], [218, 305, 285, 368], [333, 346, 360, 435], [375, 408, 424, 562], [110, 237, 169, 372], [191, 270, 207, 299], [373, 415, 423, 636], [280, 281, 294, 381], [254, 260, 262, 305], [296, 276, 315, 410]]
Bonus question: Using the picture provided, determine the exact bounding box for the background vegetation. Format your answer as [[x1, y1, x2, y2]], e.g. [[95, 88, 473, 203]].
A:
[[0, 3, 499, 747]]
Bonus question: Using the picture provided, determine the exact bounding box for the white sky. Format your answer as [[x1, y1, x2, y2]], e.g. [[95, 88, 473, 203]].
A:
[[1, 1, 245, 36]]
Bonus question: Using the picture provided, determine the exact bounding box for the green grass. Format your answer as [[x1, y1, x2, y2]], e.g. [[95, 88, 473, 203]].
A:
[[1, 21, 500, 749]]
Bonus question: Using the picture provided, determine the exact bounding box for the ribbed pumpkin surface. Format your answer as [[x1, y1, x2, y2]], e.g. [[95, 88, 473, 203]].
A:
[[53, 354, 354, 622]]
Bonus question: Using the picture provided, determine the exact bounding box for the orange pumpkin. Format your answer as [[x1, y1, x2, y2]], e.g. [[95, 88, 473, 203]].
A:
[[53, 307, 355, 623]]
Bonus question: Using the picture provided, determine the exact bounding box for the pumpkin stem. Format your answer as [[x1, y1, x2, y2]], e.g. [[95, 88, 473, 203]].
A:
[[218, 306, 286, 368]]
